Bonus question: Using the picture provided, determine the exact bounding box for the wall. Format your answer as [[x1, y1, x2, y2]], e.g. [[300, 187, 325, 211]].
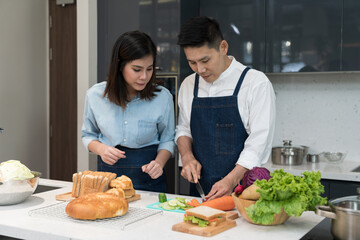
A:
[[269, 72, 360, 162], [77, 0, 97, 172], [0, 0, 97, 177], [0, 1, 48, 176]]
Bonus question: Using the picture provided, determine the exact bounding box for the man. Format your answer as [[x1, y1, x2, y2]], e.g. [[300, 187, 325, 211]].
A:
[[175, 17, 276, 200]]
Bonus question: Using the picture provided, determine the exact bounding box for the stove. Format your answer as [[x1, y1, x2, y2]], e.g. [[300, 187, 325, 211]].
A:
[[34, 185, 61, 194], [300, 218, 334, 240]]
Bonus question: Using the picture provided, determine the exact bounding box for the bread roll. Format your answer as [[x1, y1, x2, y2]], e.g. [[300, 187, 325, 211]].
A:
[[106, 188, 125, 198], [109, 175, 133, 190], [65, 192, 128, 220], [123, 188, 135, 198]]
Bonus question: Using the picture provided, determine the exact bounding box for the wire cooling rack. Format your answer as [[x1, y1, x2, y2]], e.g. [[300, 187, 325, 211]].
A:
[[28, 201, 163, 230]]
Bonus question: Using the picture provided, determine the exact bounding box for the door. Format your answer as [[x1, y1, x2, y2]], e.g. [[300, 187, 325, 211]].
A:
[[49, 0, 77, 181]]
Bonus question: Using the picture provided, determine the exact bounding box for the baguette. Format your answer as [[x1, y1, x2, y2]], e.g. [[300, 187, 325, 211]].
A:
[[65, 192, 128, 220]]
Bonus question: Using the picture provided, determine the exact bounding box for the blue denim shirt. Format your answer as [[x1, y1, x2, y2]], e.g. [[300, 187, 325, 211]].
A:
[[81, 82, 175, 156]]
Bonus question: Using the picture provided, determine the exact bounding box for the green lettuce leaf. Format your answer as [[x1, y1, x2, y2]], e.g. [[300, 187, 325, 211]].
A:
[[245, 169, 327, 225], [183, 216, 209, 227]]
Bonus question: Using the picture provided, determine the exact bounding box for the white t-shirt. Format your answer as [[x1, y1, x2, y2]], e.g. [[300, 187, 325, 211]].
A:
[[175, 56, 276, 169]]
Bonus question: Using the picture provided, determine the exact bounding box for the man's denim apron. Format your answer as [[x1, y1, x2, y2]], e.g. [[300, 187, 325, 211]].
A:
[[98, 144, 167, 192], [189, 67, 250, 196]]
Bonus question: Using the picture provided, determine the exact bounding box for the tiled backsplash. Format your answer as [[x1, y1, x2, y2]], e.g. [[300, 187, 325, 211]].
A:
[[268, 72, 360, 162]]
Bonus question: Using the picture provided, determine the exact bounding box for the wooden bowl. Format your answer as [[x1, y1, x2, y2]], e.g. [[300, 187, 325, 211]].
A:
[[231, 192, 290, 225]]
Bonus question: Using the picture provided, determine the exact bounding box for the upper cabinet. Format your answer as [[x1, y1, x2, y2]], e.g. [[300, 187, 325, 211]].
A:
[[138, 0, 180, 74], [200, 0, 360, 73], [97, 0, 180, 83], [98, 0, 359, 75]]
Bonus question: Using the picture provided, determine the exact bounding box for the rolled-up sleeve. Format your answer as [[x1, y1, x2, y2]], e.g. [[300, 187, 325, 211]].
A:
[[236, 74, 276, 170], [81, 93, 100, 151], [157, 92, 175, 156]]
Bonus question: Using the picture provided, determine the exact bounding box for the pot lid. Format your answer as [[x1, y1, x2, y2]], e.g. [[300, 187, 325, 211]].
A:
[[273, 140, 305, 151], [330, 195, 360, 215]]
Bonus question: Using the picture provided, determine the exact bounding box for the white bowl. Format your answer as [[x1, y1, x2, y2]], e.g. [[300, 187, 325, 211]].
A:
[[0, 171, 41, 205]]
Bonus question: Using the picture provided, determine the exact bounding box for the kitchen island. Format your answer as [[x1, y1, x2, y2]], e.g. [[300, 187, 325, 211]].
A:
[[0, 178, 324, 240]]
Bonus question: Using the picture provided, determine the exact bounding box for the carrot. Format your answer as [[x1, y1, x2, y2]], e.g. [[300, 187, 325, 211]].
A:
[[191, 198, 201, 207], [200, 196, 235, 211], [186, 198, 201, 207]]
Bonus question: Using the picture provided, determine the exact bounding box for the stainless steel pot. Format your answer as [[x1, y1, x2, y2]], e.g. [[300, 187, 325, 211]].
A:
[[316, 194, 360, 240], [271, 140, 305, 165]]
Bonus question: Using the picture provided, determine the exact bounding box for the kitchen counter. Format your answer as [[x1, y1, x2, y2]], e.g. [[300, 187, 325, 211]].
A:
[[0, 178, 325, 240], [264, 160, 360, 182]]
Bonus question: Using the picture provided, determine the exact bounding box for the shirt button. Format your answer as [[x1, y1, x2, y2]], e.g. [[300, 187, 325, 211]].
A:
[[123, 138, 127, 142], [124, 121, 128, 124]]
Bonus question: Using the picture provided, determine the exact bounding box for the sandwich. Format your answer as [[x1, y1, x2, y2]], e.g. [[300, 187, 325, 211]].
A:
[[183, 206, 226, 227]]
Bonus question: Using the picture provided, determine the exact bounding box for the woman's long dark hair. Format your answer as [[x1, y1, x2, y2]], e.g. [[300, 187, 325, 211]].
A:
[[104, 31, 160, 108]]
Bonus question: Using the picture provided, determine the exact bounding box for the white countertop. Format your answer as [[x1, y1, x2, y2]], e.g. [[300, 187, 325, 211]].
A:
[[264, 159, 360, 182], [0, 179, 325, 240]]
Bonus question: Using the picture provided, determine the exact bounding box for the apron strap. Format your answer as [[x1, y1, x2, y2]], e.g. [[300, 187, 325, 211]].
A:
[[233, 67, 250, 96], [193, 74, 200, 98]]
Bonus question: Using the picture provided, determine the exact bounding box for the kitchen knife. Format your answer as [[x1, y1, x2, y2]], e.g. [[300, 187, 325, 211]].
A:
[[195, 181, 206, 202]]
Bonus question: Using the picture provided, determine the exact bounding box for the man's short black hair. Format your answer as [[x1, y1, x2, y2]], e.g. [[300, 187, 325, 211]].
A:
[[177, 16, 224, 49]]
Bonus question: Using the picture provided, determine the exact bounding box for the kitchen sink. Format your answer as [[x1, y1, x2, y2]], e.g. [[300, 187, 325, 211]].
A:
[[351, 166, 360, 173], [34, 185, 60, 194]]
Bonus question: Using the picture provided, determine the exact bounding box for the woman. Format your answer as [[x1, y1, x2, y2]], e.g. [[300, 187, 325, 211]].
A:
[[81, 31, 175, 192]]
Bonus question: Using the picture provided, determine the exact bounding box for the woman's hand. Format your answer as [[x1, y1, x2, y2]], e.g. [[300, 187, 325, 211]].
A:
[[142, 160, 163, 179], [100, 145, 126, 165], [88, 141, 126, 165]]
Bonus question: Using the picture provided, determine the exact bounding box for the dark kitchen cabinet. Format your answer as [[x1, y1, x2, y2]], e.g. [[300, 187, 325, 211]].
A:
[[321, 179, 360, 200], [97, 0, 180, 194], [97, 0, 180, 82], [199, 0, 360, 73]]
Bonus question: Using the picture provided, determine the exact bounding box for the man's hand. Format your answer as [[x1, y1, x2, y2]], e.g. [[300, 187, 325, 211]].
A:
[[205, 164, 248, 200], [177, 136, 202, 183], [181, 154, 202, 183], [205, 177, 234, 200], [142, 161, 163, 179]]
